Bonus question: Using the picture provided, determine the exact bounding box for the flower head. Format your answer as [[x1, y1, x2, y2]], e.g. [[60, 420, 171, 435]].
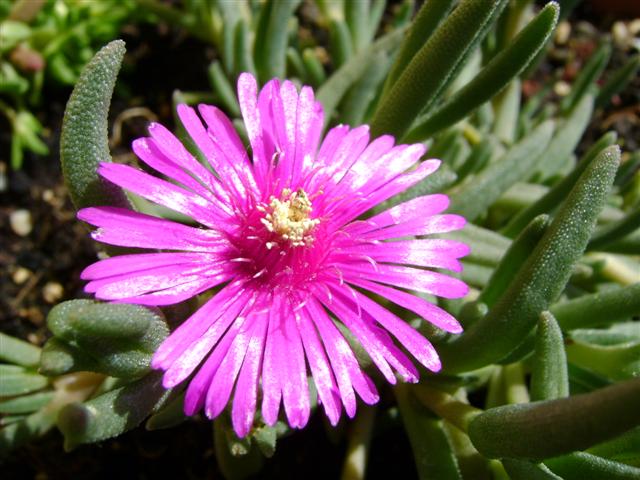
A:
[[79, 73, 469, 437]]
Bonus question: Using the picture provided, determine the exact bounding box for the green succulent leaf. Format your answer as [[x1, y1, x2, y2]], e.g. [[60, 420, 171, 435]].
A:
[[60, 39, 130, 211], [57, 371, 170, 451], [317, 27, 406, 125], [469, 378, 640, 460], [439, 145, 620, 373], [587, 427, 640, 466], [406, 2, 559, 141], [448, 120, 554, 221], [530, 311, 569, 401], [383, 0, 456, 95], [40, 300, 168, 378], [145, 392, 187, 431], [0, 391, 54, 415], [0, 332, 41, 368], [501, 459, 562, 480], [544, 452, 640, 480], [478, 215, 549, 308], [596, 54, 640, 109], [551, 283, 640, 331], [254, 0, 301, 82], [370, 0, 507, 139], [502, 131, 617, 237], [532, 93, 594, 182], [395, 384, 462, 480], [0, 367, 49, 396], [560, 41, 611, 114]]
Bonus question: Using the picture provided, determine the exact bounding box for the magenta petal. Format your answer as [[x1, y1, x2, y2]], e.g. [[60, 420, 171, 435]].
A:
[[232, 311, 269, 437], [297, 305, 342, 425], [305, 297, 379, 412], [338, 263, 470, 299], [347, 277, 463, 334]]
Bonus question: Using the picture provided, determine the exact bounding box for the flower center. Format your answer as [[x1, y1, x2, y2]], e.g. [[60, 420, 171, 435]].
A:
[[260, 188, 319, 247]]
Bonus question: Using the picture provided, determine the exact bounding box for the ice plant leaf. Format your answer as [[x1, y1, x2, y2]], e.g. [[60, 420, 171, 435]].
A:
[[405, 2, 559, 141], [530, 311, 569, 401], [447, 119, 554, 221], [559, 41, 611, 114], [439, 145, 621, 373], [41, 300, 168, 378], [478, 215, 550, 308], [317, 27, 405, 124], [254, 0, 301, 82], [596, 54, 640, 109], [587, 427, 640, 465], [532, 93, 594, 182], [57, 372, 170, 451], [0, 391, 54, 415], [469, 378, 640, 460], [589, 206, 640, 250], [370, 0, 506, 139], [0, 368, 48, 397], [395, 384, 462, 480], [550, 283, 640, 331], [501, 459, 562, 480], [0, 332, 41, 368], [502, 131, 617, 238], [544, 452, 640, 479], [382, 0, 456, 95], [60, 39, 130, 211], [565, 337, 640, 381]]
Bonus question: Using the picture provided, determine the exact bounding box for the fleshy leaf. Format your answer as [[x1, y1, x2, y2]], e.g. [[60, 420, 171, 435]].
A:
[[60, 40, 130, 210], [57, 371, 170, 451], [0, 332, 41, 368], [530, 311, 569, 401], [370, 0, 507, 139], [439, 146, 620, 373], [405, 2, 559, 141], [40, 300, 168, 378], [468, 378, 640, 460]]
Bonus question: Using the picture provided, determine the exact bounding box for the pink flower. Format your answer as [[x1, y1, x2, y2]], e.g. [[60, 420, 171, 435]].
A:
[[78, 73, 469, 437]]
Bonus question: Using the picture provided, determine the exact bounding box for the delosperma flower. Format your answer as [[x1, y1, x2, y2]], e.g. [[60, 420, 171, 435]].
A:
[[78, 73, 469, 437]]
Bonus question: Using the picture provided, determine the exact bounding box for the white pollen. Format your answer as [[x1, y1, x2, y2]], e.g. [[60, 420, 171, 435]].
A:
[[259, 188, 320, 248]]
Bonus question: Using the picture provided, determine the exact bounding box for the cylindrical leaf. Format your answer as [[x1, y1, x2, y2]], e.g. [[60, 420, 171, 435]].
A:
[[406, 3, 559, 141], [395, 384, 462, 480], [545, 452, 640, 480], [478, 215, 549, 307], [551, 283, 640, 330], [439, 146, 620, 373], [502, 131, 617, 237], [469, 379, 640, 460], [60, 40, 130, 210], [530, 311, 569, 401], [370, 0, 506, 139], [448, 120, 554, 221], [57, 371, 170, 451]]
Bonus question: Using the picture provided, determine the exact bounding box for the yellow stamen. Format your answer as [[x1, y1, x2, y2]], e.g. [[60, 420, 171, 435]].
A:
[[260, 188, 319, 247]]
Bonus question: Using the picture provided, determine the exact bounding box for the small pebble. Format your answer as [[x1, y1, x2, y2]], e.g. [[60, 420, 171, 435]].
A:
[[12, 267, 32, 285], [42, 189, 54, 202], [42, 281, 64, 304], [555, 21, 571, 45], [554, 81, 571, 97], [10, 209, 33, 236], [612, 21, 631, 49]]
